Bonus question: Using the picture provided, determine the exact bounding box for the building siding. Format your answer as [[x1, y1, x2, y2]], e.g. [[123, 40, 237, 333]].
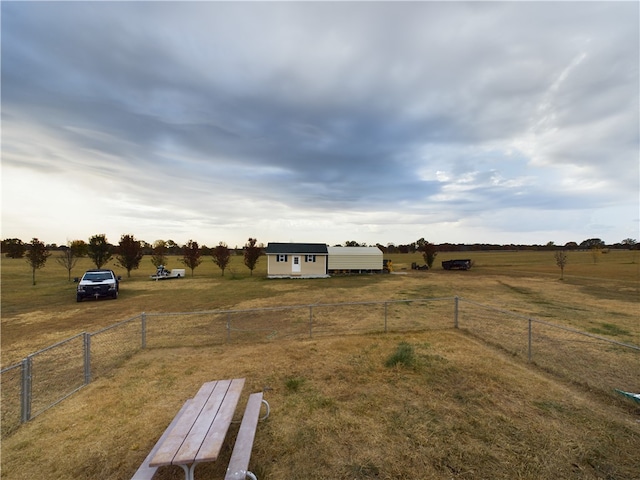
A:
[[267, 253, 328, 277], [327, 247, 383, 271]]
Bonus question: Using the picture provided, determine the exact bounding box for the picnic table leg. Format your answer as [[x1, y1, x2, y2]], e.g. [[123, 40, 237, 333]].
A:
[[179, 463, 197, 480]]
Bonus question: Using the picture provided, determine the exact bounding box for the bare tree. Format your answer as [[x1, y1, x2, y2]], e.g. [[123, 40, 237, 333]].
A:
[[56, 243, 79, 281], [243, 238, 263, 276], [88, 234, 112, 268], [554, 250, 568, 280], [26, 238, 51, 285], [182, 240, 202, 277], [116, 234, 144, 277], [212, 242, 231, 276]]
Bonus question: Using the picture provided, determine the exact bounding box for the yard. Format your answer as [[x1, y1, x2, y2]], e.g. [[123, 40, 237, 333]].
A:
[[1, 250, 639, 479]]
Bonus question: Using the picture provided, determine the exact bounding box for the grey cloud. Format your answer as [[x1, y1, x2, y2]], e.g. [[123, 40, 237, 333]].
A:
[[2, 1, 637, 245]]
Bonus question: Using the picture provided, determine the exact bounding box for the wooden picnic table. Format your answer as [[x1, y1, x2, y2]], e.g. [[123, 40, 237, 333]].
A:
[[148, 378, 245, 480]]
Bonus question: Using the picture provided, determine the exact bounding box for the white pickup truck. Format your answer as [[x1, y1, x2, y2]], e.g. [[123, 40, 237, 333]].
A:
[[150, 265, 185, 280]]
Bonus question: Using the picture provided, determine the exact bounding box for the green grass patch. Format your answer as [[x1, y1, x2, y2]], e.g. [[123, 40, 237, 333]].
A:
[[384, 341, 417, 368], [588, 323, 631, 337], [285, 377, 306, 392]]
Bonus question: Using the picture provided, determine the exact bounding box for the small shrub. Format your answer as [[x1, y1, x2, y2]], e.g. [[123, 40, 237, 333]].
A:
[[384, 342, 416, 368]]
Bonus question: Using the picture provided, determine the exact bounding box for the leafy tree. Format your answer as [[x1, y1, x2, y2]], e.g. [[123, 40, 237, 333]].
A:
[[621, 238, 637, 248], [181, 240, 202, 277], [70, 240, 88, 257], [116, 234, 144, 277], [2, 238, 26, 258], [151, 240, 169, 268], [212, 242, 232, 276], [56, 243, 79, 281], [554, 250, 568, 280], [243, 238, 263, 276], [87, 234, 112, 269], [579, 238, 605, 249], [422, 242, 438, 269], [26, 238, 51, 285], [167, 239, 181, 255]]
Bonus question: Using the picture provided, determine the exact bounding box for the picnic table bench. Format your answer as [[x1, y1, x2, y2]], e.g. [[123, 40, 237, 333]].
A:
[[132, 378, 269, 480]]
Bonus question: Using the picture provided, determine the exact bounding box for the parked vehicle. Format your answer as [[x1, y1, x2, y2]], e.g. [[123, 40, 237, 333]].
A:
[[150, 265, 185, 280], [441, 259, 472, 270], [76, 269, 121, 302]]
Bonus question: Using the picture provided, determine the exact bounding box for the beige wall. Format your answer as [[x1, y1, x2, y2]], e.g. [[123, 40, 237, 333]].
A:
[[267, 254, 327, 277], [327, 247, 382, 270]]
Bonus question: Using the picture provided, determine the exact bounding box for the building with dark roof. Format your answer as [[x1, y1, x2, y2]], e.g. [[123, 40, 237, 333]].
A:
[[264, 243, 329, 278]]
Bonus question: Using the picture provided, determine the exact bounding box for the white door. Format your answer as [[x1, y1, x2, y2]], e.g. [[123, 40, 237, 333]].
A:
[[292, 256, 301, 273]]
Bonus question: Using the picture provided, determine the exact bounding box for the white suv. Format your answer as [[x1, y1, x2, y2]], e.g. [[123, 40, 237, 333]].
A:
[[76, 269, 121, 302]]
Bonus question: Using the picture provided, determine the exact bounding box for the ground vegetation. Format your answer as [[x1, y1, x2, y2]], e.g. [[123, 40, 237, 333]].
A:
[[1, 250, 638, 479]]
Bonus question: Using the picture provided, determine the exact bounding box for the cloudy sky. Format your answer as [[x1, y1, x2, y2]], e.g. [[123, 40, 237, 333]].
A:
[[2, 1, 638, 248]]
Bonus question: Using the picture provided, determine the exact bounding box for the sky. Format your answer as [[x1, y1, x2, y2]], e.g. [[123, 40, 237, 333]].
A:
[[2, 1, 638, 249]]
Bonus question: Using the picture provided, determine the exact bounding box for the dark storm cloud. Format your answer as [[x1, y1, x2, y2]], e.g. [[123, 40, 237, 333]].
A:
[[2, 1, 638, 244]]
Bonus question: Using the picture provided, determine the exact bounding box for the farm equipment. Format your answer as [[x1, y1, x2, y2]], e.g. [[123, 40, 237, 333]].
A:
[[411, 262, 429, 270], [150, 265, 185, 280], [383, 259, 393, 273], [441, 259, 472, 270]]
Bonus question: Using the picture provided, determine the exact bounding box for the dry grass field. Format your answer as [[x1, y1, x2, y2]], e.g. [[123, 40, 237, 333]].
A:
[[1, 249, 639, 479]]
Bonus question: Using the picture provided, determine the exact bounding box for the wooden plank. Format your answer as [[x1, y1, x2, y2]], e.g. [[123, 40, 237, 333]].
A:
[[149, 381, 218, 467], [172, 379, 232, 463], [224, 392, 263, 480], [196, 378, 246, 462], [131, 400, 191, 480]]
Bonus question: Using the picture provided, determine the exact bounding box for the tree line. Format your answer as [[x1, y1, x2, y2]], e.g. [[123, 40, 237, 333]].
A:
[[2, 235, 637, 285], [1, 235, 265, 285]]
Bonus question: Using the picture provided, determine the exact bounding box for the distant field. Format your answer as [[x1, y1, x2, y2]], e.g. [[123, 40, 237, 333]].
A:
[[2, 250, 638, 367], [1, 250, 639, 479]]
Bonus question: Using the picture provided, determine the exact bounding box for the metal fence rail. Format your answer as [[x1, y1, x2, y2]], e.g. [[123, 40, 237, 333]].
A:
[[1, 297, 638, 438]]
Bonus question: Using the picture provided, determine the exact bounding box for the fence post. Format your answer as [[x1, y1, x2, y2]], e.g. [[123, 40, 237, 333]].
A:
[[141, 312, 147, 349], [384, 302, 388, 333], [454, 296, 459, 328], [309, 306, 313, 338], [20, 356, 32, 423], [83, 333, 91, 385], [528, 319, 533, 362]]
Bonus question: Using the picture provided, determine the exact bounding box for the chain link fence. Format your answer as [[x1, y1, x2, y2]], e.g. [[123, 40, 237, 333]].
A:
[[457, 299, 640, 401], [2, 297, 638, 437]]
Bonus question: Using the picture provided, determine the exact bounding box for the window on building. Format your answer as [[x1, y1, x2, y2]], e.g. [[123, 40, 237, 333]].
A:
[[277, 254, 288, 262], [305, 255, 316, 262]]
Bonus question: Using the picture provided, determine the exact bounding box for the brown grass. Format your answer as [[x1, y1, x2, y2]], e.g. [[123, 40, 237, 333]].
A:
[[2, 331, 639, 480], [1, 251, 639, 479]]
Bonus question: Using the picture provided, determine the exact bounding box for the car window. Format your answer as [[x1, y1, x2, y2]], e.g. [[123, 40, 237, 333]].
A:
[[84, 272, 112, 281]]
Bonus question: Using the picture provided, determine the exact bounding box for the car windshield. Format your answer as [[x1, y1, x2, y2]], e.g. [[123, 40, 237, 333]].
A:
[[84, 272, 112, 281]]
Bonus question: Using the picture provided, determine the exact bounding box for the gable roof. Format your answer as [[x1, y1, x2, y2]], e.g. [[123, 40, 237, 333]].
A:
[[265, 243, 328, 255]]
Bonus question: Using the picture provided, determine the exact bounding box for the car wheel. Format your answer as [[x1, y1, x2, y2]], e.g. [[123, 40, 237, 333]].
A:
[[76, 295, 82, 302]]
